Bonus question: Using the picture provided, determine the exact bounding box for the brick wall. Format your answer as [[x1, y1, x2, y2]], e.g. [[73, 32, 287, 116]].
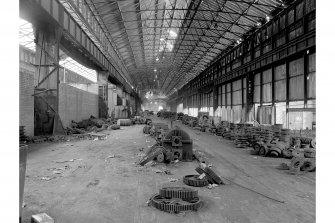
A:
[[59, 83, 99, 128], [19, 71, 35, 136]]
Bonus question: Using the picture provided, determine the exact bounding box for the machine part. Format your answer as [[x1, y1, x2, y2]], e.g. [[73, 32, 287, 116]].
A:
[[138, 146, 164, 166], [268, 147, 281, 157], [195, 167, 215, 184], [259, 146, 269, 157], [156, 153, 165, 163], [300, 159, 316, 172], [310, 138, 316, 148], [150, 194, 201, 213], [289, 157, 305, 172], [159, 187, 198, 200], [165, 151, 173, 162], [254, 143, 261, 154], [143, 126, 151, 134], [172, 136, 183, 147], [183, 175, 209, 187], [172, 149, 182, 161], [301, 144, 310, 149], [304, 149, 316, 158], [204, 167, 223, 185], [269, 151, 279, 157]]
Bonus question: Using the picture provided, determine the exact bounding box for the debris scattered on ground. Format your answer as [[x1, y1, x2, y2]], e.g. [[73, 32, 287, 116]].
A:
[[168, 178, 179, 182], [151, 168, 172, 175], [153, 169, 163, 173], [40, 177, 51, 181], [107, 154, 120, 158], [208, 184, 219, 189], [55, 158, 83, 163], [31, 213, 54, 223], [164, 170, 172, 175], [52, 170, 63, 174]]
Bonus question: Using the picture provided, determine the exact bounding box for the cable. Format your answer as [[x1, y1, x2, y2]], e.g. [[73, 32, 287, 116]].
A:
[[220, 176, 285, 203]]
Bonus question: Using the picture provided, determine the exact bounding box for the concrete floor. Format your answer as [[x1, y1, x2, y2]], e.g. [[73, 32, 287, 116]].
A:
[[21, 116, 315, 223]]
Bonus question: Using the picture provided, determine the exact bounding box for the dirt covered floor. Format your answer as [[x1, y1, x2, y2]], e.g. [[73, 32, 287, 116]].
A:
[[21, 116, 315, 223]]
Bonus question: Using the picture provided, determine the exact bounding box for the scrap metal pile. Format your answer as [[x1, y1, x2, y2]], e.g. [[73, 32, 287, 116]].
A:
[[131, 115, 152, 125], [157, 111, 181, 119], [65, 115, 121, 134]]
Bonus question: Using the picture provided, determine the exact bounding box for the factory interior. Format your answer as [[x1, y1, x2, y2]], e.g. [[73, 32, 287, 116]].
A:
[[1, 0, 333, 222]]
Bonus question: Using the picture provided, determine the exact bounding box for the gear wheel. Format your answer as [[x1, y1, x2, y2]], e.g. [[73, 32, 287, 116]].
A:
[[259, 146, 269, 157], [138, 146, 164, 166], [150, 194, 201, 213], [156, 153, 165, 163], [183, 175, 209, 187], [204, 167, 223, 185], [300, 158, 316, 172], [195, 167, 214, 184], [254, 143, 261, 154], [268, 147, 281, 157], [289, 157, 305, 172], [159, 187, 198, 200], [310, 138, 316, 148]]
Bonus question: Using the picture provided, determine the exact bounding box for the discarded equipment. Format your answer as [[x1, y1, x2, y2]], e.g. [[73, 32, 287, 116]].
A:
[[149, 187, 201, 213], [183, 175, 209, 187], [117, 119, 132, 126], [161, 129, 193, 162]]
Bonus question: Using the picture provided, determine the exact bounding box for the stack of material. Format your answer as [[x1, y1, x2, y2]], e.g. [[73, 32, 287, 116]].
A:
[[215, 123, 224, 136], [234, 134, 249, 148], [280, 129, 291, 143], [19, 126, 26, 142], [261, 129, 274, 143], [272, 124, 283, 140], [292, 137, 301, 148], [300, 137, 313, 148], [221, 131, 232, 140], [247, 127, 261, 148]]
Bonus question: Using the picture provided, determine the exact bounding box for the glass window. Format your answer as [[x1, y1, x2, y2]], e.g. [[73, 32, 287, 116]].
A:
[[279, 14, 286, 30], [288, 9, 295, 25], [296, 2, 304, 20]]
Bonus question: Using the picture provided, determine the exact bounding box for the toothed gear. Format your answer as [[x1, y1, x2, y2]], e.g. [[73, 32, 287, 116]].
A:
[[138, 146, 164, 166], [183, 175, 209, 187], [156, 153, 165, 163], [195, 167, 215, 184], [204, 167, 223, 185], [159, 187, 198, 200], [150, 194, 201, 213], [259, 145, 269, 157]]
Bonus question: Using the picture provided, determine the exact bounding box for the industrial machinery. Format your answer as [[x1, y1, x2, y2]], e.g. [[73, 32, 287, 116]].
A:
[[139, 128, 193, 165], [160, 128, 193, 162], [149, 123, 169, 141], [132, 116, 146, 124]]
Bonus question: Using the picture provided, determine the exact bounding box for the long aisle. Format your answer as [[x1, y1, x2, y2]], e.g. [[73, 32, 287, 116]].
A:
[[21, 116, 315, 223]]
